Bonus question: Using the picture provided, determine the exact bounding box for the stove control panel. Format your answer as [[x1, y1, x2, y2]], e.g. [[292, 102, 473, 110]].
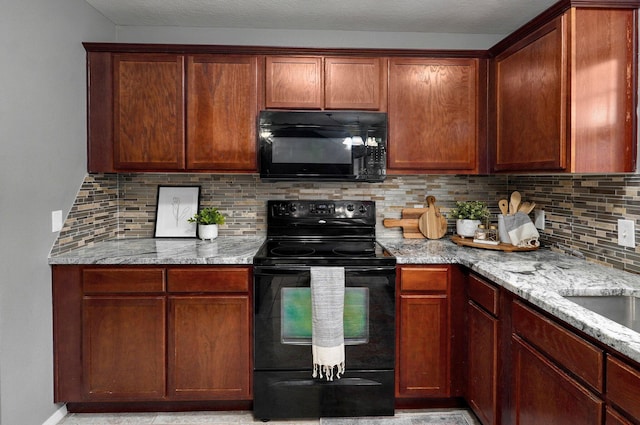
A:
[[269, 200, 374, 219]]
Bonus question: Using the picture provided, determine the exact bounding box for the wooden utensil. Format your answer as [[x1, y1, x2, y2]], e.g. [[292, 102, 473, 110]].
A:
[[518, 201, 536, 214], [384, 206, 430, 238], [383, 218, 421, 237], [509, 191, 521, 215], [418, 196, 447, 239], [498, 199, 509, 215]]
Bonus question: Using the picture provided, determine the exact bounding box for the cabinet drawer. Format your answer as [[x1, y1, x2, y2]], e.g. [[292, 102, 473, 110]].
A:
[[167, 267, 250, 293], [400, 266, 449, 292], [512, 301, 604, 392], [607, 356, 640, 420], [83, 268, 166, 293], [468, 274, 499, 316]]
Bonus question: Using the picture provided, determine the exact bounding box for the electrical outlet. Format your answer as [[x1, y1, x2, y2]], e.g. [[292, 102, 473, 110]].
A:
[[617, 219, 635, 248], [534, 209, 545, 230], [52, 210, 63, 232]]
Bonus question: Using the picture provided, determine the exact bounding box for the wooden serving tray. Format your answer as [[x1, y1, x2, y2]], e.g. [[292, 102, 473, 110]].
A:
[[451, 235, 538, 252]]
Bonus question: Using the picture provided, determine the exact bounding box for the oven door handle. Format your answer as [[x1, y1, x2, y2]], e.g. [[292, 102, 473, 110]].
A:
[[254, 266, 395, 276]]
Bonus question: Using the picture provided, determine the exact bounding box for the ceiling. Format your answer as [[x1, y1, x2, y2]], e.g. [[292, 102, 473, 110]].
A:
[[85, 0, 559, 35]]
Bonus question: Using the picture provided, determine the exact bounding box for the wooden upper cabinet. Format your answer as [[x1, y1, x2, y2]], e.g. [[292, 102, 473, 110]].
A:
[[265, 55, 385, 110], [324, 57, 385, 110], [113, 54, 185, 171], [494, 17, 566, 172], [186, 55, 259, 171], [265, 56, 323, 109], [388, 57, 481, 173], [493, 8, 637, 173]]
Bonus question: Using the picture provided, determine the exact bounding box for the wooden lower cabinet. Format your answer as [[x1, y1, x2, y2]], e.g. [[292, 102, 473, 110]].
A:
[[83, 296, 167, 401], [512, 335, 603, 425], [53, 265, 252, 405], [606, 356, 640, 424], [168, 295, 250, 399], [467, 301, 499, 424], [466, 274, 500, 425], [396, 266, 459, 399]]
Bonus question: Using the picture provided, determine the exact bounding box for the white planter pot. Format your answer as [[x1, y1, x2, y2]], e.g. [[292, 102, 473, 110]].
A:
[[456, 219, 481, 238], [198, 224, 218, 241]]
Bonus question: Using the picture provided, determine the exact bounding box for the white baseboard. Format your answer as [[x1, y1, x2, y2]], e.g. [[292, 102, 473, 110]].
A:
[[42, 404, 67, 425]]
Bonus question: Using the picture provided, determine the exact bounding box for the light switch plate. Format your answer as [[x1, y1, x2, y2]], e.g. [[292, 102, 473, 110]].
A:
[[617, 219, 635, 248], [52, 210, 63, 232], [534, 209, 545, 230]]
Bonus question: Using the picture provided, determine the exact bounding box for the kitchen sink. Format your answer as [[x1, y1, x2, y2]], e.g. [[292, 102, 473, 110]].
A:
[[564, 295, 639, 333]]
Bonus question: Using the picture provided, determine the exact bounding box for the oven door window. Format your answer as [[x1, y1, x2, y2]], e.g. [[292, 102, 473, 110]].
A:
[[281, 287, 369, 345]]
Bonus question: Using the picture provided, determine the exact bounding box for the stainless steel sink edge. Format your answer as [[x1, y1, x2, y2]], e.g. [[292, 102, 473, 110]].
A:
[[562, 294, 639, 333]]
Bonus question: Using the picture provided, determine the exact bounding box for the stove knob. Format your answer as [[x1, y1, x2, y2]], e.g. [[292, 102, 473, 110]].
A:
[[289, 204, 297, 213], [358, 204, 367, 214], [346, 204, 355, 212]]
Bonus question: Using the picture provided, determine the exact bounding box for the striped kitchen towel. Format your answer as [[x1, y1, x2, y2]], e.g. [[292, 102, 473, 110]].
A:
[[310, 266, 345, 381]]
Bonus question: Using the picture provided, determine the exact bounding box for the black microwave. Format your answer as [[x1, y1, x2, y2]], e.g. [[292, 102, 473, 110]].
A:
[[258, 110, 387, 182]]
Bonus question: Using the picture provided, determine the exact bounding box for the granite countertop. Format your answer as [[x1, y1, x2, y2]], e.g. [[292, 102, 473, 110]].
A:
[[48, 236, 265, 265], [379, 237, 640, 364], [49, 236, 640, 363]]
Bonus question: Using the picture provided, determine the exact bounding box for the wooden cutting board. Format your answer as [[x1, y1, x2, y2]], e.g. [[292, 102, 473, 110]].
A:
[[383, 207, 429, 238], [418, 196, 447, 239]]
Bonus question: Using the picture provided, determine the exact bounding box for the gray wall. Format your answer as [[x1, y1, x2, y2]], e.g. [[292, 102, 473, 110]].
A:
[[115, 26, 503, 49], [0, 1, 114, 424]]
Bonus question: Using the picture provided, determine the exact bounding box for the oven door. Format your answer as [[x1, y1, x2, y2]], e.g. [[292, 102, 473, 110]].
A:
[[253, 266, 395, 371], [253, 265, 396, 419]]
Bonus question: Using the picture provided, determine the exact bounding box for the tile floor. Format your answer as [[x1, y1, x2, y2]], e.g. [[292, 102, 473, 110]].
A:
[[59, 409, 481, 425]]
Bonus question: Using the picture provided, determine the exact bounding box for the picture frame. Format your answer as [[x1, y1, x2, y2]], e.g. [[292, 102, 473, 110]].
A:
[[154, 186, 201, 238]]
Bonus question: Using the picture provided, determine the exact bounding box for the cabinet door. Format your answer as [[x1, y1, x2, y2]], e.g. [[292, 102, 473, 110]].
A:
[[265, 56, 322, 109], [388, 57, 478, 172], [511, 336, 603, 425], [325, 57, 385, 110], [571, 8, 636, 173], [186, 55, 258, 171], [113, 54, 185, 170], [82, 296, 166, 401], [168, 295, 251, 400], [467, 301, 498, 425], [397, 294, 449, 397], [494, 17, 567, 172]]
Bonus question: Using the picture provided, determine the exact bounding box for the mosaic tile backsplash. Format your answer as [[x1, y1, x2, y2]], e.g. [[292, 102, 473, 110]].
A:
[[51, 173, 640, 274]]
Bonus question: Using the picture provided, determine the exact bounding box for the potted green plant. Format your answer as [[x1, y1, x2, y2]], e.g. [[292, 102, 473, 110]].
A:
[[188, 207, 226, 240], [448, 201, 490, 237]]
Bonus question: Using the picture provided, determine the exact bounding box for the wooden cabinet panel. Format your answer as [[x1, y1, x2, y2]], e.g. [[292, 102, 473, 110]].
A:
[[265, 56, 322, 109], [512, 336, 603, 425], [82, 296, 167, 400], [606, 407, 635, 425], [468, 274, 499, 316], [467, 301, 499, 425], [167, 267, 250, 293], [607, 356, 640, 421], [397, 294, 449, 397], [512, 301, 604, 392], [571, 8, 636, 173], [83, 267, 166, 293], [399, 266, 449, 292], [186, 56, 258, 171], [54, 265, 253, 406], [493, 8, 637, 173], [388, 57, 479, 172], [113, 54, 185, 170], [495, 17, 567, 172], [324, 57, 385, 110], [168, 296, 251, 399]]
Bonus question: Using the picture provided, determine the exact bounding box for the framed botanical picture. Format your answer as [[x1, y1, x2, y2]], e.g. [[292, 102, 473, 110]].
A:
[[154, 186, 200, 238]]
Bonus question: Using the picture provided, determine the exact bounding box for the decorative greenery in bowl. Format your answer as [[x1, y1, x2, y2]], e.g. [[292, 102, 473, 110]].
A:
[[448, 201, 490, 221], [188, 207, 226, 225]]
